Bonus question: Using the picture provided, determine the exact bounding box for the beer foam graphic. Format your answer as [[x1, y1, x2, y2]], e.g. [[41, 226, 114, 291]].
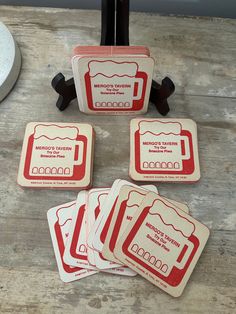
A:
[[138, 120, 182, 135], [149, 199, 195, 238], [56, 203, 75, 226], [88, 60, 138, 78], [126, 190, 147, 207], [98, 193, 108, 208], [34, 124, 79, 140]]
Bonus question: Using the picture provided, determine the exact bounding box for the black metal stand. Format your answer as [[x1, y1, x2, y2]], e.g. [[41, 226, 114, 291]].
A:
[[52, 0, 175, 115]]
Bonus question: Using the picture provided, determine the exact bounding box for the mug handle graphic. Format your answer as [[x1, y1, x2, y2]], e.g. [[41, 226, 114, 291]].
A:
[[181, 136, 190, 160], [74, 141, 84, 165], [175, 241, 194, 269], [133, 78, 144, 100]]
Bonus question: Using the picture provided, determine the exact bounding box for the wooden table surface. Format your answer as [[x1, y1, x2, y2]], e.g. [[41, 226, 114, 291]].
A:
[[0, 5, 235, 314]]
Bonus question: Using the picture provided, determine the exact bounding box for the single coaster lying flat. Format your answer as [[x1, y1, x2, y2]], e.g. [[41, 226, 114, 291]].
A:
[[130, 118, 200, 182], [17, 122, 94, 189], [114, 192, 210, 297], [102, 185, 189, 264]]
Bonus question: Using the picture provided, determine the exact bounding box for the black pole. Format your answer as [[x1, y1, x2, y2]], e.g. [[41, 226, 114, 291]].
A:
[[116, 0, 130, 45], [100, 0, 116, 45]]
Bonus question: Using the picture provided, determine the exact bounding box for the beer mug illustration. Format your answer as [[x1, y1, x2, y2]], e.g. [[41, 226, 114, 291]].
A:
[[109, 190, 146, 253], [54, 202, 80, 274], [84, 60, 147, 111], [135, 120, 192, 172], [24, 124, 87, 180], [56, 205, 73, 244], [70, 205, 88, 260], [126, 199, 198, 286]]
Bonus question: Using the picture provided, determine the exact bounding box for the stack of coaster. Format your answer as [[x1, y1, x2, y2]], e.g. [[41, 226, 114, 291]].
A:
[[47, 179, 209, 297], [17, 122, 94, 189], [72, 46, 154, 114]]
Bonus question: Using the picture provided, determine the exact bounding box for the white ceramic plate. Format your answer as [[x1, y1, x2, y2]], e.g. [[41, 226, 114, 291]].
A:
[[0, 22, 21, 102]]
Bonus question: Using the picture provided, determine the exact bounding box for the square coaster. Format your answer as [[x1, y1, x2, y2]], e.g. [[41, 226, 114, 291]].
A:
[[102, 185, 189, 264], [130, 118, 200, 182], [47, 200, 97, 282], [17, 122, 94, 189], [86, 188, 110, 267], [63, 190, 97, 270], [114, 192, 210, 297], [92, 179, 157, 254], [72, 47, 154, 115], [85, 187, 137, 276]]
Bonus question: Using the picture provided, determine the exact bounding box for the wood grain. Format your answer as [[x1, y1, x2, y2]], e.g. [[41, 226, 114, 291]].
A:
[[0, 5, 235, 314]]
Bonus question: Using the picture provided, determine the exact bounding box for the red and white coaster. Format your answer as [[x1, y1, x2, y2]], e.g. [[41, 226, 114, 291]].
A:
[[114, 192, 209, 297], [17, 122, 94, 189], [91, 180, 157, 271], [92, 180, 157, 255], [47, 201, 97, 282], [85, 187, 136, 276], [86, 188, 110, 267], [129, 118, 200, 182], [72, 46, 154, 115], [102, 185, 189, 264], [90, 181, 125, 269], [63, 191, 97, 270]]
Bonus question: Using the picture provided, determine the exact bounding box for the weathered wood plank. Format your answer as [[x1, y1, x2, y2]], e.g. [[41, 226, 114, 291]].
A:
[[0, 260, 235, 314]]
